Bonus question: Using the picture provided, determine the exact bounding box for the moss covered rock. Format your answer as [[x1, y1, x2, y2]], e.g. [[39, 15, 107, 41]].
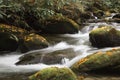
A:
[[19, 33, 49, 53], [71, 48, 120, 72], [0, 24, 49, 53], [16, 48, 76, 65], [40, 15, 79, 34], [89, 26, 120, 48], [29, 67, 78, 80], [0, 32, 19, 52], [0, 24, 27, 35]]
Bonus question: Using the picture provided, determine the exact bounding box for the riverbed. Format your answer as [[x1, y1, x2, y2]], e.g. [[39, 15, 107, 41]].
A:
[[0, 21, 120, 80]]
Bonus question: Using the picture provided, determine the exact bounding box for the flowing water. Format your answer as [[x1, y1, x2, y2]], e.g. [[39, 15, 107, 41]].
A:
[[0, 17, 120, 80]]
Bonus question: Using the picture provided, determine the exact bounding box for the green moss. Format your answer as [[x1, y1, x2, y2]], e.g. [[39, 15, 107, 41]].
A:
[[90, 26, 113, 35], [29, 67, 78, 80], [42, 15, 79, 32], [71, 48, 120, 72]]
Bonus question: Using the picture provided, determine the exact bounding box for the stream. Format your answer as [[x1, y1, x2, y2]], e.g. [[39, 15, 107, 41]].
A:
[[0, 18, 120, 80]]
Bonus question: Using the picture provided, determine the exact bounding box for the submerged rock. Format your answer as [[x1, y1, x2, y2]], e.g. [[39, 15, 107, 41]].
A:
[[89, 26, 120, 48], [29, 67, 78, 80], [0, 32, 18, 52], [71, 48, 120, 72], [16, 48, 76, 65]]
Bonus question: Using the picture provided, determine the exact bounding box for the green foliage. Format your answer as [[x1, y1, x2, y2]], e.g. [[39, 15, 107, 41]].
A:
[[102, 0, 120, 12]]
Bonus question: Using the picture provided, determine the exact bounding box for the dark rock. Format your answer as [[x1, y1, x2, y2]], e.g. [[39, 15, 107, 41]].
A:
[[79, 12, 95, 22], [16, 48, 76, 65], [29, 67, 78, 80], [40, 15, 79, 34], [89, 26, 120, 48], [0, 24, 49, 53], [0, 32, 19, 52], [93, 10, 104, 18], [112, 14, 120, 19]]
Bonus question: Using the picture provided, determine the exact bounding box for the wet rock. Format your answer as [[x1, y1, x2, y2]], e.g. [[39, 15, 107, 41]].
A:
[[40, 15, 79, 34], [112, 14, 120, 23], [71, 48, 120, 72], [29, 67, 78, 80], [0, 24, 49, 53], [0, 32, 18, 52], [19, 33, 49, 53], [0, 24, 27, 35], [112, 14, 120, 19], [93, 10, 104, 19], [16, 48, 76, 65], [89, 26, 120, 48], [80, 12, 95, 22]]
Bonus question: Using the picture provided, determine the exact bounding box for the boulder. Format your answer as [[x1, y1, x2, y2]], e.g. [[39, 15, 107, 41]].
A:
[[40, 15, 79, 34], [16, 48, 76, 65], [112, 14, 120, 19], [19, 33, 49, 53], [93, 10, 104, 19], [0, 32, 18, 52], [0, 24, 49, 53], [0, 24, 27, 35], [71, 48, 120, 72], [79, 12, 95, 22], [112, 14, 120, 23], [89, 26, 120, 48], [29, 67, 78, 80]]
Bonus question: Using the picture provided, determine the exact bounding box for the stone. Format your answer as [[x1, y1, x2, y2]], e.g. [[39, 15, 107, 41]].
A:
[[19, 33, 49, 53], [16, 48, 76, 65], [71, 48, 120, 72], [89, 26, 120, 48], [40, 15, 79, 34], [112, 14, 120, 19], [29, 67, 78, 80], [0, 32, 19, 52]]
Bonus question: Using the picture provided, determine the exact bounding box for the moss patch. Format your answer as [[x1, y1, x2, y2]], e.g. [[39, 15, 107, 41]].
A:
[[29, 67, 78, 80]]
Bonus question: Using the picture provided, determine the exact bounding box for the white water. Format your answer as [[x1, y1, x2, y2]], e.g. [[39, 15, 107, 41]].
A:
[[0, 22, 120, 73]]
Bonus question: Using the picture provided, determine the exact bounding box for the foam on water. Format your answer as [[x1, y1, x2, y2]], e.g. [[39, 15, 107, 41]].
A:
[[0, 54, 67, 73]]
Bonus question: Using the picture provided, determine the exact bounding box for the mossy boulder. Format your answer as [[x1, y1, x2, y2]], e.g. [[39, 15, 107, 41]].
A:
[[0, 24, 28, 35], [71, 48, 120, 72], [0, 24, 49, 53], [16, 48, 76, 65], [40, 15, 79, 34], [19, 33, 49, 53], [89, 26, 120, 48], [0, 32, 19, 52], [29, 67, 78, 80]]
